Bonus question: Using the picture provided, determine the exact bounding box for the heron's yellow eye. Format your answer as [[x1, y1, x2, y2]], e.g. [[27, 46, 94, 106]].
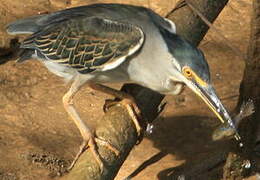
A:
[[183, 67, 193, 79]]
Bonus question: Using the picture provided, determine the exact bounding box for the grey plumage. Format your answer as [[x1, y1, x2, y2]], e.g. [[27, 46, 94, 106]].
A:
[[7, 15, 45, 35], [7, 4, 179, 92], [7, 4, 174, 34]]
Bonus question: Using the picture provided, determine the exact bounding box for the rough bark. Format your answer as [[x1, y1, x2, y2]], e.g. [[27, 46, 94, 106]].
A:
[[223, 0, 260, 178], [61, 1, 229, 179], [167, 0, 228, 47]]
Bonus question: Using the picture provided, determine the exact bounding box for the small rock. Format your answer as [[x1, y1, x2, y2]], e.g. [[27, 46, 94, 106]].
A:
[[215, 73, 222, 80]]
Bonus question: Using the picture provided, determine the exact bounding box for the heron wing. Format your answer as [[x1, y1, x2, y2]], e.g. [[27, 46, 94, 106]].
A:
[[21, 17, 144, 73]]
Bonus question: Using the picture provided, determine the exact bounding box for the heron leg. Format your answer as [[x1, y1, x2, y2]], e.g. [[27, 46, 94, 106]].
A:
[[89, 83, 143, 138], [63, 77, 119, 171]]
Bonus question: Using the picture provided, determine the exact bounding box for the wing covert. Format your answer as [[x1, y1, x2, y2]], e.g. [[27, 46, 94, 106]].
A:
[[21, 17, 144, 73]]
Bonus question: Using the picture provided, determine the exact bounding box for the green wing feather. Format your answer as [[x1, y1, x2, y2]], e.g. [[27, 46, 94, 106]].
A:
[[21, 17, 144, 73]]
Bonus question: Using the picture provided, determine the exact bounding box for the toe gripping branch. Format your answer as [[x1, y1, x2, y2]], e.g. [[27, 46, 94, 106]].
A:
[[103, 88, 167, 144], [89, 83, 166, 145], [103, 95, 147, 144]]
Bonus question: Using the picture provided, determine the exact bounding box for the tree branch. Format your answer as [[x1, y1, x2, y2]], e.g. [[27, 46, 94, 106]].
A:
[[61, 1, 229, 179]]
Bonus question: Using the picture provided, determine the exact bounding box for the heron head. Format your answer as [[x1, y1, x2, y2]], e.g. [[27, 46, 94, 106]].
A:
[[162, 32, 240, 141]]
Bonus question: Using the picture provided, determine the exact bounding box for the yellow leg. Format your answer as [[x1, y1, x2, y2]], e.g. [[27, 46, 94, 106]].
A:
[[63, 77, 119, 171]]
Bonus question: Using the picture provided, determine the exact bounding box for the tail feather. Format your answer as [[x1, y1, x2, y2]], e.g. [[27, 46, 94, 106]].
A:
[[6, 6, 89, 36], [6, 15, 44, 35]]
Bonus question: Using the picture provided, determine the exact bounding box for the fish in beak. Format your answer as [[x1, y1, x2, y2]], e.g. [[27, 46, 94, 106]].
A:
[[186, 79, 241, 142]]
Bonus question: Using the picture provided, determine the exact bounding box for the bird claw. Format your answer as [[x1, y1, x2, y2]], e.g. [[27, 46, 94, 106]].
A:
[[67, 135, 119, 171], [107, 98, 144, 144], [103, 99, 118, 113], [67, 140, 89, 171]]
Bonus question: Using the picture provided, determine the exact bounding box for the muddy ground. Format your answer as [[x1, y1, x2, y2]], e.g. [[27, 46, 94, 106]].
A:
[[0, 0, 258, 179]]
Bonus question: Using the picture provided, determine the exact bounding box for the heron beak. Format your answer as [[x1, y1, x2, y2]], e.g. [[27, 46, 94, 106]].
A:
[[187, 81, 241, 141]]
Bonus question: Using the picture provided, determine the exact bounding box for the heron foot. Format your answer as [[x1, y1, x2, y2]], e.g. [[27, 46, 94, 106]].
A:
[[104, 98, 143, 142], [67, 134, 119, 171]]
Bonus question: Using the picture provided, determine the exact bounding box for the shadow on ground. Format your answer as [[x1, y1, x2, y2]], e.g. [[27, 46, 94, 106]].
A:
[[127, 115, 232, 180]]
